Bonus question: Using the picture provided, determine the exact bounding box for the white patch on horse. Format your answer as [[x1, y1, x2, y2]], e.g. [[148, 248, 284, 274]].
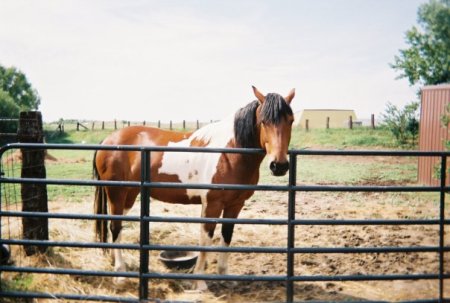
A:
[[158, 116, 234, 199], [217, 235, 230, 275]]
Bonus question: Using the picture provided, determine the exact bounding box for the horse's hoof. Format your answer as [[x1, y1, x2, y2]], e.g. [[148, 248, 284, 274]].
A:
[[194, 280, 208, 291], [113, 276, 127, 286]]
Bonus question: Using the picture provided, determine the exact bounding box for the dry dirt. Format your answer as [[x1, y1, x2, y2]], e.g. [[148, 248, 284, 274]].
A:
[[1, 154, 449, 302]]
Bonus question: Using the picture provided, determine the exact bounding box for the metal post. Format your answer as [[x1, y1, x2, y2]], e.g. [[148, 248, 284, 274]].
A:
[[286, 152, 297, 302], [139, 150, 151, 300], [439, 155, 447, 302]]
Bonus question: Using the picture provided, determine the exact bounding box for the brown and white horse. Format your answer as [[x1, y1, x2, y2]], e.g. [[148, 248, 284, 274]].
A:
[[93, 86, 295, 289]]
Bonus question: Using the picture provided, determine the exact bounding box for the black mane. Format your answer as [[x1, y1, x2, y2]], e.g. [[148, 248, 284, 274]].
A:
[[233, 93, 293, 148], [234, 100, 259, 148]]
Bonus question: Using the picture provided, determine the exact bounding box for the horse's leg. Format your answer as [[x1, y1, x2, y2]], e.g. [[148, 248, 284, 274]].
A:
[[193, 198, 223, 291], [106, 187, 129, 278], [217, 202, 244, 275]]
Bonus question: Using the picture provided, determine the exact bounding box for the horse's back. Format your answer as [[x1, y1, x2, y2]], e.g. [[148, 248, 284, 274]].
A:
[[95, 126, 192, 181], [102, 126, 191, 146]]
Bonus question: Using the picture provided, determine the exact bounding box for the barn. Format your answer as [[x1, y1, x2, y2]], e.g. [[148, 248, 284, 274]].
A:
[[418, 84, 450, 186], [294, 109, 357, 129]]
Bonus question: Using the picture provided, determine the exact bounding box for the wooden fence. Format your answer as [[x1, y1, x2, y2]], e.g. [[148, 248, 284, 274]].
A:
[[303, 114, 376, 131], [48, 119, 215, 133]]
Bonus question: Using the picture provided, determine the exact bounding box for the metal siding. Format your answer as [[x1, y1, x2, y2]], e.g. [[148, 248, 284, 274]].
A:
[[418, 85, 450, 186]]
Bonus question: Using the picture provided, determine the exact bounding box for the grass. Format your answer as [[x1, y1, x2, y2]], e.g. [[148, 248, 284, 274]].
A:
[[290, 127, 407, 149]]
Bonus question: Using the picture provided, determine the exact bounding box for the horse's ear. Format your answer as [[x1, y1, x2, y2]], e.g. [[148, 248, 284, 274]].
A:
[[284, 88, 295, 104], [252, 86, 265, 104]]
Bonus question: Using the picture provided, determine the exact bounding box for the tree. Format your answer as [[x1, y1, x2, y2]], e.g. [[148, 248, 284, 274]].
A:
[[0, 65, 41, 116], [0, 89, 20, 117], [391, 0, 450, 86], [381, 101, 420, 145]]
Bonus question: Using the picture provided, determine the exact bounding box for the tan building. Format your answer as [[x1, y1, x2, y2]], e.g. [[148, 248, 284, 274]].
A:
[[294, 109, 357, 129]]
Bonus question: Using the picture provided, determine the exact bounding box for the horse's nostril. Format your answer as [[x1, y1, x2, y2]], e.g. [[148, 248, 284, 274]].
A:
[[270, 161, 289, 176], [270, 161, 277, 171]]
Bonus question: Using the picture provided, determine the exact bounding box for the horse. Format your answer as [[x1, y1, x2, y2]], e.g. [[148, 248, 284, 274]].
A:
[[93, 86, 295, 290]]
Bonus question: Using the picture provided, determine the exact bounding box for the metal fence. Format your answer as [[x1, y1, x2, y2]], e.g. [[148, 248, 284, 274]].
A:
[[0, 143, 449, 302], [0, 118, 18, 145]]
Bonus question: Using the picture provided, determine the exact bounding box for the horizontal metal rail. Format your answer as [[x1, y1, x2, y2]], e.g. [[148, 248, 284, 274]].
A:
[[2, 210, 449, 225], [2, 265, 446, 283], [0, 143, 448, 303], [1, 142, 449, 156], [2, 177, 448, 193], [0, 291, 138, 303]]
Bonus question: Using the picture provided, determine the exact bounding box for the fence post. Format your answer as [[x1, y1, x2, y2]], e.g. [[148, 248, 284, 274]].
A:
[[17, 111, 49, 256], [158, 120, 161, 128], [91, 121, 95, 131], [371, 114, 375, 129], [114, 119, 117, 130], [196, 120, 199, 130], [326, 117, 330, 129], [305, 119, 309, 131], [76, 122, 80, 131], [143, 120, 146, 126], [102, 121, 105, 130], [57, 120, 64, 134], [439, 155, 447, 300], [139, 150, 151, 300], [349, 116, 353, 129], [170, 120, 172, 130], [286, 152, 297, 302], [183, 120, 186, 130]]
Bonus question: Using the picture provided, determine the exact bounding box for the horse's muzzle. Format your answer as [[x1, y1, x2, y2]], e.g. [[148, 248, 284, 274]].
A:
[[269, 161, 289, 176]]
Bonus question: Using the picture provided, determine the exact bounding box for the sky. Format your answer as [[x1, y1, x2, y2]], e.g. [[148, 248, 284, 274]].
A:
[[0, 0, 426, 123]]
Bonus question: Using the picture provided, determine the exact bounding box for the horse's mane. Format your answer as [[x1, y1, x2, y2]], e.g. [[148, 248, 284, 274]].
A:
[[234, 93, 293, 148], [234, 100, 259, 148]]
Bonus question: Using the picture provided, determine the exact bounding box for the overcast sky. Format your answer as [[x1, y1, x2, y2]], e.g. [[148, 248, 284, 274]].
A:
[[0, 0, 426, 122]]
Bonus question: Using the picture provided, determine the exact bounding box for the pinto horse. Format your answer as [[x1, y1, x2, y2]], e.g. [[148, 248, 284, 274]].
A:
[[93, 86, 295, 289]]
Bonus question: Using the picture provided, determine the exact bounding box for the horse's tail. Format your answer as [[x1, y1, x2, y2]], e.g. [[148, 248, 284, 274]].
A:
[[93, 150, 108, 244]]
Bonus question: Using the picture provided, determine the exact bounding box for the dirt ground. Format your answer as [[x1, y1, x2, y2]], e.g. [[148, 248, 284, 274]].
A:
[[1, 154, 449, 302]]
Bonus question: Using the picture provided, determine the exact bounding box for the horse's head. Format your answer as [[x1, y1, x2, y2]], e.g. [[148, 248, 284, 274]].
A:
[[253, 86, 295, 176]]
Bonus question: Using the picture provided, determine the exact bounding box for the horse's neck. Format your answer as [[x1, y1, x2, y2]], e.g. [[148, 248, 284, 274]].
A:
[[226, 139, 266, 184]]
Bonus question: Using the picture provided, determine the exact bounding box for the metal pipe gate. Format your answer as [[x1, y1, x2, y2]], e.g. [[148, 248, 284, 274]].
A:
[[0, 143, 449, 302]]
